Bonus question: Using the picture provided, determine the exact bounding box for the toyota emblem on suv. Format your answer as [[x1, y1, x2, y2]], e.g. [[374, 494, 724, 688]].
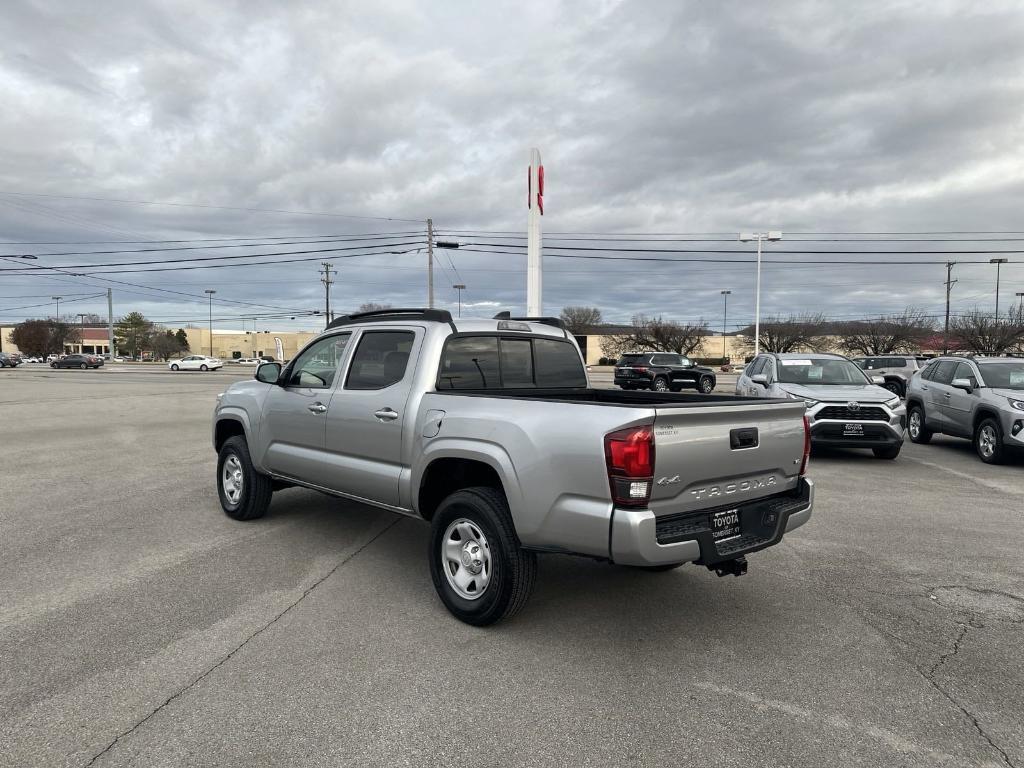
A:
[[848, 401, 861, 411]]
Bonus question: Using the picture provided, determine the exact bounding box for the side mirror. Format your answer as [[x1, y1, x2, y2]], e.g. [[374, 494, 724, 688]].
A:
[[871, 375, 885, 385], [751, 373, 768, 386], [951, 377, 973, 392], [256, 362, 282, 384]]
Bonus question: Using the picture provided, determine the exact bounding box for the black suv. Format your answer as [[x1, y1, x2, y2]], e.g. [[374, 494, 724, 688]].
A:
[[614, 353, 717, 393]]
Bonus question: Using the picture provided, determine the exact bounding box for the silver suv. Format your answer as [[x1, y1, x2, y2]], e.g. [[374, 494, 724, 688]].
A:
[[906, 356, 1024, 464], [850, 355, 919, 399], [736, 352, 906, 459]]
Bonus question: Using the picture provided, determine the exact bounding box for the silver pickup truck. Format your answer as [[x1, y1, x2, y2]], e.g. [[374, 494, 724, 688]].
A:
[[213, 308, 813, 625]]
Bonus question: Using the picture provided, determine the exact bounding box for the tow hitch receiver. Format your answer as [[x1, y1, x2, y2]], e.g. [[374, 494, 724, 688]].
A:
[[709, 556, 748, 578]]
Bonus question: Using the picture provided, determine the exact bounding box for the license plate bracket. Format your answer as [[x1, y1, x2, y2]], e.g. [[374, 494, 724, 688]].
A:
[[843, 423, 864, 436], [711, 508, 741, 542]]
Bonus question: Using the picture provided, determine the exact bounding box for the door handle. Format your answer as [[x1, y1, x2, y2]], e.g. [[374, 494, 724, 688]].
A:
[[944, 393, 951, 398], [374, 408, 399, 422], [308, 402, 328, 414]]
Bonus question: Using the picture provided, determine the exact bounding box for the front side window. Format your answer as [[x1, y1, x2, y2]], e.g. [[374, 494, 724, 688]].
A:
[[678, 356, 692, 367], [749, 357, 768, 376], [346, 331, 414, 390], [954, 362, 978, 387], [931, 360, 958, 385], [284, 333, 351, 388]]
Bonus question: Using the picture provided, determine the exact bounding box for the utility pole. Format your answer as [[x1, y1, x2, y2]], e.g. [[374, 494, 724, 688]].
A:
[[107, 288, 115, 359], [319, 262, 335, 327], [990, 257, 1009, 319], [720, 290, 731, 360], [426, 218, 435, 309], [204, 289, 216, 356], [943, 261, 957, 354], [527, 148, 544, 316]]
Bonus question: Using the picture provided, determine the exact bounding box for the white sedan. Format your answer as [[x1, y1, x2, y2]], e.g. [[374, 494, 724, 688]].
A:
[[169, 355, 224, 371]]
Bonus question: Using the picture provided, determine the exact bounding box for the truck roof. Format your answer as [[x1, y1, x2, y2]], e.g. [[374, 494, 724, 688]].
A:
[[324, 308, 569, 339]]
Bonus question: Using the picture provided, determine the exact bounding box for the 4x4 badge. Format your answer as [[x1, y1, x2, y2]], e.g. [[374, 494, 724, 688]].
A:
[[656, 475, 681, 486]]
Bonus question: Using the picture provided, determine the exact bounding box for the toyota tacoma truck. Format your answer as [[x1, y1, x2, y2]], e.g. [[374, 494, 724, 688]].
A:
[[212, 308, 813, 625]]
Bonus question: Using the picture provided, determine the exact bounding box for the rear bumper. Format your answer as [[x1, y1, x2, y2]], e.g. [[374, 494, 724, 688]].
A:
[[610, 478, 813, 567]]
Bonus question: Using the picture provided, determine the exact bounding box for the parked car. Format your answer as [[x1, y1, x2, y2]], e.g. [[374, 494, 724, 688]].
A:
[[736, 352, 905, 459], [613, 353, 717, 393], [51, 354, 104, 369], [233, 357, 260, 366], [906, 356, 1024, 464], [0, 352, 21, 368], [850, 355, 919, 398], [212, 308, 813, 625], [169, 355, 223, 371]]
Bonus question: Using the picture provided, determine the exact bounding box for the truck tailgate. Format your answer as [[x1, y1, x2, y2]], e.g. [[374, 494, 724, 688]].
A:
[[649, 401, 806, 516]]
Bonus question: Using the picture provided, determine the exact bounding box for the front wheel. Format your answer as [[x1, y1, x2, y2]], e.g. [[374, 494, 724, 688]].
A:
[[873, 445, 902, 460], [429, 487, 537, 626], [907, 406, 932, 444], [217, 435, 274, 520], [698, 376, 715, 394], [80, 363, 87, 369], [170, 364, 179, 371], [652, 376, 669, 392], [975, 418, 1005, 464], [884, 380, 905, 398]]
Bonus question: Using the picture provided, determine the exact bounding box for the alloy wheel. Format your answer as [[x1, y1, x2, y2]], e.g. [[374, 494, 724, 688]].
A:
[[221, 454, 244, 505]]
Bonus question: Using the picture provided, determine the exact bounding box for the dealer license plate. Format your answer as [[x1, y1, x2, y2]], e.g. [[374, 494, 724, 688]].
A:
[[711, 509, 741, 542], [843, 423, 864, 436]]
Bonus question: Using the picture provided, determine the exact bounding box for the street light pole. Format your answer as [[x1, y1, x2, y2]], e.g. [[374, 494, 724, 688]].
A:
[[453, 284, 466, 317], [204, 289, 216, 356], [990, 258, 1009, 318], [739, 231, 782, 356], [52, 296, 62, 320], [77, 313, 87, 354], [720, 290, 731, 360]]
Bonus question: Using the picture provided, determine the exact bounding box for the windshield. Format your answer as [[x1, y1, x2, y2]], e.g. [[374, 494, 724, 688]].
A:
[[978, 362, 1024, 390], [776, 358, 870, 385]]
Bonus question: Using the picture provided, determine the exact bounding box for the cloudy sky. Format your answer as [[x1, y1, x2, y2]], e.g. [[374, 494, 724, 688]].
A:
[[1, 0, 1023, 332]]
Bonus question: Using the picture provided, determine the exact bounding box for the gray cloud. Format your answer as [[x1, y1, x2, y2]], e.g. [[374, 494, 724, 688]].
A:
[[1, 0, 1023, 332]]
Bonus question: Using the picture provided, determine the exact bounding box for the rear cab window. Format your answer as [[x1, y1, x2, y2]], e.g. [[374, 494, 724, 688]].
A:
[[438, 335, 586, 390]]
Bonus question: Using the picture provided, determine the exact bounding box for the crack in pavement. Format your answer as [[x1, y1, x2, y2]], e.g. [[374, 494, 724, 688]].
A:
[[81, 516, 404, 768], [916, 622, 1017, 768]]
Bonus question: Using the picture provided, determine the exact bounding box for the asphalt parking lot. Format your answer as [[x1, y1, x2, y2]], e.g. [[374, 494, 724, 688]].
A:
[[2, 366, 1022, 768]]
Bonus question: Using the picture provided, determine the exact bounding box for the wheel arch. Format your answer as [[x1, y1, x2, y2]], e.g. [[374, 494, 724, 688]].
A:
[[973, 408, 1002, 433], [214, 412, 251, 452], [415, 443, 522, 525]]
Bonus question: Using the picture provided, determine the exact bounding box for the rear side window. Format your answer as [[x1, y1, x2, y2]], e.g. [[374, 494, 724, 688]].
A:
[[888, 357, 907, 367], [617, 355, 648, 366], [439, 336, 586, 389], [651, 354, 675, 366], [346, 331, 415, 390], [931, 360, 958, 385]]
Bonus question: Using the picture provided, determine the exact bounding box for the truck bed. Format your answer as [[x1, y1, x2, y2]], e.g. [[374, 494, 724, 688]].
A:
[[431, 388, 790, 407]]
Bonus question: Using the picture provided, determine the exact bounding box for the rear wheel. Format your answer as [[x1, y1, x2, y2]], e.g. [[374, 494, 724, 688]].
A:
[[217, 435, 273, 520], [200, 364, 208, 371], [652, 376, 669, 392], [698, 376, 715, 394], [975, 418, 1005, 464], [907, 406, 932, 444], [429, 486, 537, 626], [872, 445, 901, 460], [884, 380, 905, 398], [80, 363, 87, 369]]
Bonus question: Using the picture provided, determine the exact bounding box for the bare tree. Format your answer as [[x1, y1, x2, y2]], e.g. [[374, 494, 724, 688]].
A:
[[559, 306, 603, 334], [357, 302, 392, 313], [601, 315, 709, 357], [950, 305, 1024, 355], [836, 310, 934, 356], [736, 314, 827, 354]]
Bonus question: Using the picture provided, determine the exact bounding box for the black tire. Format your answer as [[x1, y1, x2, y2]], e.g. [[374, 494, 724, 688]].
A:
[[872, 445, 902, 460], [170, 364, 179, 371], [217, 435, 273, 520], [698, 376, 715, 394], [429, 486, 537, 626], [652, 376, 669, 392], [907, 405, 932, 444], [974, 418, 1005, 465], [50, 363, 56, 368], [80, 363, 87, 369], [200, 364, 208, 371], [884, 380, 905, 398]]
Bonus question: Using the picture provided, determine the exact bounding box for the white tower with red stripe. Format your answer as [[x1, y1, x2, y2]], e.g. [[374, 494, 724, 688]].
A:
[[527, 148, 544, 316]]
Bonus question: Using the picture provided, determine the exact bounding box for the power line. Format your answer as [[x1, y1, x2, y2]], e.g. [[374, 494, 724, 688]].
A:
[[456, 241, 1024, 256], [0, 190, 425, 223], [0, 230, 423, 245]]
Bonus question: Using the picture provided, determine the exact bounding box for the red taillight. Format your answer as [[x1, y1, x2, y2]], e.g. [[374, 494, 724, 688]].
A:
[[800, 414, 811, 475], [605, 426, 655, 507], [634, 366, 648, 373]]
